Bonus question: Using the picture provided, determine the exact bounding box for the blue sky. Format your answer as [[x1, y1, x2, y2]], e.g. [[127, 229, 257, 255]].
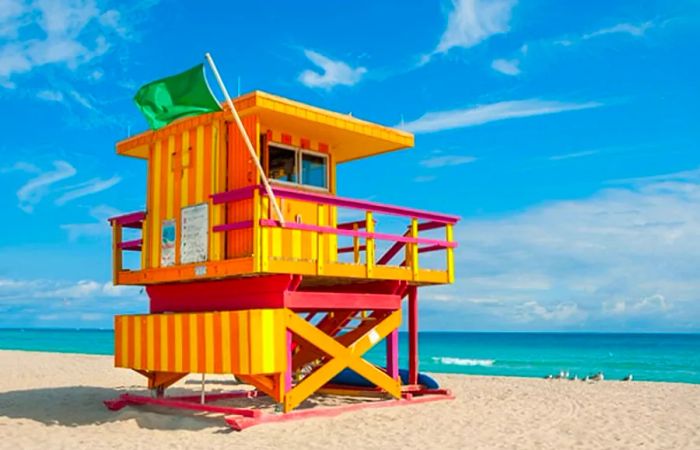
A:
[[0, 0, 699, 331]]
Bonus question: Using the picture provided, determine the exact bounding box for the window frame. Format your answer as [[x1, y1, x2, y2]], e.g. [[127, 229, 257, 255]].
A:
[[266, 141, 330, 192]]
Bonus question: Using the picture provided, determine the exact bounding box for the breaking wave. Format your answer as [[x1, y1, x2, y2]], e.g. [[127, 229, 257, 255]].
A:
[[432, 357, 495, 367]]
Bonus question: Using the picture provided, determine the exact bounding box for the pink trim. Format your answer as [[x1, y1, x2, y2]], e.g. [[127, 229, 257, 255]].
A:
[[212, 185, 460, 224], [418, 244, 446, 254], [337, 244, 366, 254], [408, 286, 419, 385], [108, 211, 146, 228], [118, 239, 143, 251], [212, 220, 254, 233], [211, 185, 257, 205], [337, 219, 369, 230], [104, 393, 261, 418], [285, 330, 293, 393], [260, 219, 457, 248]]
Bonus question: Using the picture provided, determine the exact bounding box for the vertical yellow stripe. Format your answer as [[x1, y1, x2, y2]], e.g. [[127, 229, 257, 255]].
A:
[[133, 316, 142, 370], [174, 315, 183, 372], [292, 229, 301, 259], [260, 309, 274, 373], [221, 312, 232, 373], [189, 314, 198, 372], [237, 311, 250, 374], [205, 313, 215, 373], [146, 315, 155, 369], [211, 123, 222, 261], [160, 315, 168, 371], [166, 135, 175, 218], [272, 228, 282, 257], [151, 141, 162, 267], [195, 126, 204, 203], [248, 311, 262, 373], [181, 131, 189, 207]]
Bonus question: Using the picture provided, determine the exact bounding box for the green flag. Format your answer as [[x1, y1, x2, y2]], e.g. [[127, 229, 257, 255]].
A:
[[134, 64, 222, 130]]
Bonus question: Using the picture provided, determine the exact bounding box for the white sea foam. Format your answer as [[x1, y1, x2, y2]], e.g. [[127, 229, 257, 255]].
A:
[[432, 356, 495, 367]]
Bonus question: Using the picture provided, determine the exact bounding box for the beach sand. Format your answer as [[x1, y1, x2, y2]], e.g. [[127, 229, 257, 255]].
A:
[[1, 350, 699, 449]]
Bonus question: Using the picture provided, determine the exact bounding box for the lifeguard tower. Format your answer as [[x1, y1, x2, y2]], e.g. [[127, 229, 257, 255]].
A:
[[104, 88, 459, 429]]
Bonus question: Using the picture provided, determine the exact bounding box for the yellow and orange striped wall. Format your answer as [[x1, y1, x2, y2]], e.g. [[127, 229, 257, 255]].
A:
[[114, 309, 287, 375]]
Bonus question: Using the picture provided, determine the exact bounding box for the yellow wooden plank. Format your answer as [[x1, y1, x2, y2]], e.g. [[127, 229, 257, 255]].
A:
[[133, 316, 142, 370], [150, 140, 162, 268], [189, 314, 198, 372], [159, 314, 168, 372], [166, 135, 175, 218], [174, 314, 183, 372], [205, 312, 215, 373], [195, 126, 204, 203], [260, 309, 275, 374], [119, 316, 128, 367], [146, 315, 155, 369], [365, 211, 374, 277], [181, 130, 190, 207]]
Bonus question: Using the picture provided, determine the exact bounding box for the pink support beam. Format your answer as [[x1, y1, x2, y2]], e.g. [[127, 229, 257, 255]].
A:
[[408, 286, 419, 385], [108, 211, 146, 228], [118, 239, 143, 251]]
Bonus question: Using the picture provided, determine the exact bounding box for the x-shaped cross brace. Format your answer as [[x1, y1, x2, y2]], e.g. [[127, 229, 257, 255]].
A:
[[283, 309, 402, 412]]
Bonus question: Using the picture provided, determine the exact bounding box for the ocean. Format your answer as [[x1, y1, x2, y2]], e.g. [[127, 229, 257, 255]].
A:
[[1, 329, 699, 384]]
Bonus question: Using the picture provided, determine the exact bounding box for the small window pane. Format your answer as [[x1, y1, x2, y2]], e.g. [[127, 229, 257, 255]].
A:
[[269, 146, 297, 183], [302, 153, 327, 188]]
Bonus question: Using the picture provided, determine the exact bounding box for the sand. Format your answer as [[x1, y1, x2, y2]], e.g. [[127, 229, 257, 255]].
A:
[[0, 350, 699, 449]]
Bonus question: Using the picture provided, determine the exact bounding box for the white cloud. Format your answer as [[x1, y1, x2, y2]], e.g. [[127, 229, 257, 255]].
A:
[[55, 175, 121, 205], [420, 155, 477, 168], [548, 150, 599, 161], [400, 99, 601, 134], [298, 50, 367, 89], [0, 0, 131, 87], [433, 0, 517, 55], [61, 204, 122, 241], [16, 160, 77, 213], [582, 22, 653, 40], [491, 58, 520, 75], [36, 89, 65, 102], [424, 168, 700, 331], [413, 175, 436, 183]]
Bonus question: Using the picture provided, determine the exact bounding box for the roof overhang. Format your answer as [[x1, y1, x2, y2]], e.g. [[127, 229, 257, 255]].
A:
[[116, 90, 414, 162]]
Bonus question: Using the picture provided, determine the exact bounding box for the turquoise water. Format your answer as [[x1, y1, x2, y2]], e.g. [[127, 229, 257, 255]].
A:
[[1, 330, 699, 384]]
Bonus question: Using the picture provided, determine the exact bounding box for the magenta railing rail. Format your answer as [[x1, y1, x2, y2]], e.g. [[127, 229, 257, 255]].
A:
[[212, 185, 460, 224]]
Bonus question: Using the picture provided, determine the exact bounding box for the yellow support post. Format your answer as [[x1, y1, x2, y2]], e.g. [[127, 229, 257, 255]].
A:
[[365, 211, 374, 278], [410, 217, 419, 281], [353, 223, 360, 264], [253, 188, 261, 272], [317, 204, 326, 275], [261, 196, 270, 272], [446, 223, 454, 283]]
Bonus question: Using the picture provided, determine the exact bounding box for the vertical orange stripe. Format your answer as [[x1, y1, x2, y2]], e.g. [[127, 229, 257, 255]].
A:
[[173, 136, 182, 265], [181, 314, 190, 372], [140, 317, 147, 369], [238, 311, 250, 374], [167, 314, 176, 371], [188, 128, 197, 204], [213, 312, 222, 373], [126, 315, 134, 368], [153, 314, 161, 371], [114, 316, 122, 365], [197, 314, 206, 372], [229, 311, 239, 373], [203, 124, 212, 199], [145, 151, 153, 269]]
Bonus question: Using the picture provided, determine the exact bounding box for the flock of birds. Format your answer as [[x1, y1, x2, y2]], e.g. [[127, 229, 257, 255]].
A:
[[544, 371, 634, 382]]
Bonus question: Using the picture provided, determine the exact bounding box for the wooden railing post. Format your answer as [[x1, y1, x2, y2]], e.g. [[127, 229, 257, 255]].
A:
[[112, 222, 122, 283], [409, 217, 419, 281], [365, 211, 374, 277], [446, 223, 454, 283], [260, 195, 270, 272]]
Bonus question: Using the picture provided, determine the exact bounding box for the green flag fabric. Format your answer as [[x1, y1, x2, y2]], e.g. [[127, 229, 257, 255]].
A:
[[134, 64, 222, 130]]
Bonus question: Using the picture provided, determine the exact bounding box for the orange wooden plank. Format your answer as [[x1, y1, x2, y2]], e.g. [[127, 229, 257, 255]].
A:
[[213, 312, 223, 373]]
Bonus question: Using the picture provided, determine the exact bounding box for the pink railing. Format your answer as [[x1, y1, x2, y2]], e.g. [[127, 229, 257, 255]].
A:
[[108, 211, 146, 277], [212, 185, 458, 269]]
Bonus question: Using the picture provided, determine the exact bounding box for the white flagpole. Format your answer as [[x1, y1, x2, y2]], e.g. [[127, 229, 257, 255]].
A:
[[204, 52, 286, 226]]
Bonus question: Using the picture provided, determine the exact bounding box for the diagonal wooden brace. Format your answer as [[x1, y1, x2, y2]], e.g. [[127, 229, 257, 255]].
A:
[[284, 309, 402, 412]]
